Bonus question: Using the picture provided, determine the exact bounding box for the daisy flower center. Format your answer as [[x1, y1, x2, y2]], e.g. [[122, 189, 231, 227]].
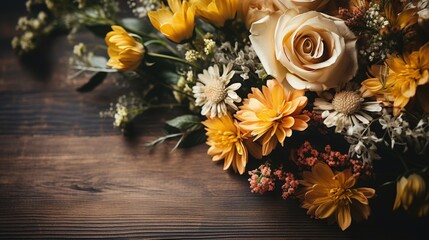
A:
[[204, 80, 227, 103], [332, 91, 363, 115]]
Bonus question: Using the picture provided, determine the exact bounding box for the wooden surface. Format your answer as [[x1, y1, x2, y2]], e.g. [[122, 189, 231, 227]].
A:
[[0, 3, 427, 239]]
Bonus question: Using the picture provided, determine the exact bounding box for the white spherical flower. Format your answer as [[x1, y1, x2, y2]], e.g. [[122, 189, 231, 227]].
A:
[[314, 91, 382, 133], [193, 63, 242, 118]]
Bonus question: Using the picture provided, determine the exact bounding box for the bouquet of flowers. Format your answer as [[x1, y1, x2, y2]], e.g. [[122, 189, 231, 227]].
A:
[[14, 0, 429, 230]]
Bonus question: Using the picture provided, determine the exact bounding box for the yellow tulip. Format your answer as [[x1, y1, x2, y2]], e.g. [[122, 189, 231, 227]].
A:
[[191, 0, 239, 27], [394, 173, 429, 217], [148, 0, 195, 43], [105, 25, 145, 71]]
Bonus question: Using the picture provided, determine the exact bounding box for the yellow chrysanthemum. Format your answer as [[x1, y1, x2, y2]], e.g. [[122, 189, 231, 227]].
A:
[[203, 114, 248, 175], [361, 43, 429, 115], [383, 1, 418, 34], [148, 0, 195, 43], [105, 25, 145, 71], [190, 0, 239, 27], [394, 173, 429, 217], [235, 80, 309, 156], [299, 162, 375, 231], [386, 43, 429, 111]]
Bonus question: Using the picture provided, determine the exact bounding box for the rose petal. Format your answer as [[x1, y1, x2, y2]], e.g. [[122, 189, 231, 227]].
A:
[[250, 12, 288, 81]]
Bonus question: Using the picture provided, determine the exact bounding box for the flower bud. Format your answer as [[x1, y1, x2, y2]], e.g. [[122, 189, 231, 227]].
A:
[[394, 173, 429, 217]]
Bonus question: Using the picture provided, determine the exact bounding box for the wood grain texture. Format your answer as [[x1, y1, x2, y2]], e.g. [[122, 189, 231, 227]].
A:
[[0, 2, 427, 239], [0, 136, 350, 239]]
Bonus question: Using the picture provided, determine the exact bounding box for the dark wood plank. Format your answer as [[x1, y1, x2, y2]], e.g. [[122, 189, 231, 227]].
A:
[[0, 135, 352, 239], [0, 135, 426, 239]]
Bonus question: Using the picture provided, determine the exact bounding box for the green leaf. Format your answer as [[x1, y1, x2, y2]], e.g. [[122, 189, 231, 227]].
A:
[[119, 17, 154, 36], [178, 128, 207, 148], [160, 71, 180, 85], [76, 72, 107, 93], [165, 114, 202, 132], [85, 24, 112, 38]]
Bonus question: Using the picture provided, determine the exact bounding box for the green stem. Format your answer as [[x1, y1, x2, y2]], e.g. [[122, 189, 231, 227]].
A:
[[150, 103, 182, 109], [133, 70, 194, 99], [71, 66, 117, 72], [144, 132, 184, 147], [395, 150, 409, 171], [422, 165, 429, 173], [157, 81, 195, 99], [195, 27, 205, 38], [144, 39, 179, 55], [147, 52, 195, 67], [378, 180, 396, 189]]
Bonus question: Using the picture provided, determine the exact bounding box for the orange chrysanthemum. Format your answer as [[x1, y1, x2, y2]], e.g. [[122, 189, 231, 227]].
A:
[[361, 42, 429, 115], [299, 162, 375, 231], [383, 1, 418, 34], [203, 114, 249, 174], [235, 80, 309, 156]]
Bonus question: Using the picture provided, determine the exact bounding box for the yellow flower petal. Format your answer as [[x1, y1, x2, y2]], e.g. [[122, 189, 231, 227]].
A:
[[203, 114, 249, 175], [191, 0, 239, 27], [338, 204, 352, 231], [105, 25, 144, 71], [299, 163, 375, 230], [235, 80, 309, 156], [148, 0, 195, 43]]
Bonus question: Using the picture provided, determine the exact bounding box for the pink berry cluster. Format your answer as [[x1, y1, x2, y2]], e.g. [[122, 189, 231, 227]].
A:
[[274, 167, 299, 199], [293, 141, 372, 177], [248, 164, 275, 195], [338, 6, 366, 28], [303, 110, 327, 134], [248, 164, 299, 199]]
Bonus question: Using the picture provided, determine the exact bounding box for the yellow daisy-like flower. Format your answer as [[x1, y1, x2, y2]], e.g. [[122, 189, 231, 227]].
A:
[[361, 43, 429, 116], [203, 114, 248, 175], [299, 162, 376, 231], [105, 25, 145, 71], [190, 0, 239, 27], [148, 0, 195, 43], [235, 80, 309, 156], [386, 43, 429, 111]]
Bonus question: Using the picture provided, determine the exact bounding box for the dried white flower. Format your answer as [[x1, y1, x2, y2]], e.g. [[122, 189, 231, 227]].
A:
[[314, 91, 382, 133], [192, 63, 241, 118]]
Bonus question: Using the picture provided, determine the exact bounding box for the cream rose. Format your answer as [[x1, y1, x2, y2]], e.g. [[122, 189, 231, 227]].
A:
[[239, 0, 287, 29], [277, 0, 330, 13], [249, 10, 358, 91]]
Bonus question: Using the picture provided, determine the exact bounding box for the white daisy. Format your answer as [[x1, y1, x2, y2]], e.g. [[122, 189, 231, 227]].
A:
[[314, 91, 382, 133], [192, 63, 241, 118]]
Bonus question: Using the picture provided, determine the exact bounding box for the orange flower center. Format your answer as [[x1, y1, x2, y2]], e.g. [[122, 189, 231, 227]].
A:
[[329, 187, 353, 204], [214, 130, 238, 149], [399, 64, 421, 80], [256, 108, 283, 121]]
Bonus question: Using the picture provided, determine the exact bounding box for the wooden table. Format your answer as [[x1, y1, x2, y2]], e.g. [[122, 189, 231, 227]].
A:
[[0, 3, 427, 239]]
